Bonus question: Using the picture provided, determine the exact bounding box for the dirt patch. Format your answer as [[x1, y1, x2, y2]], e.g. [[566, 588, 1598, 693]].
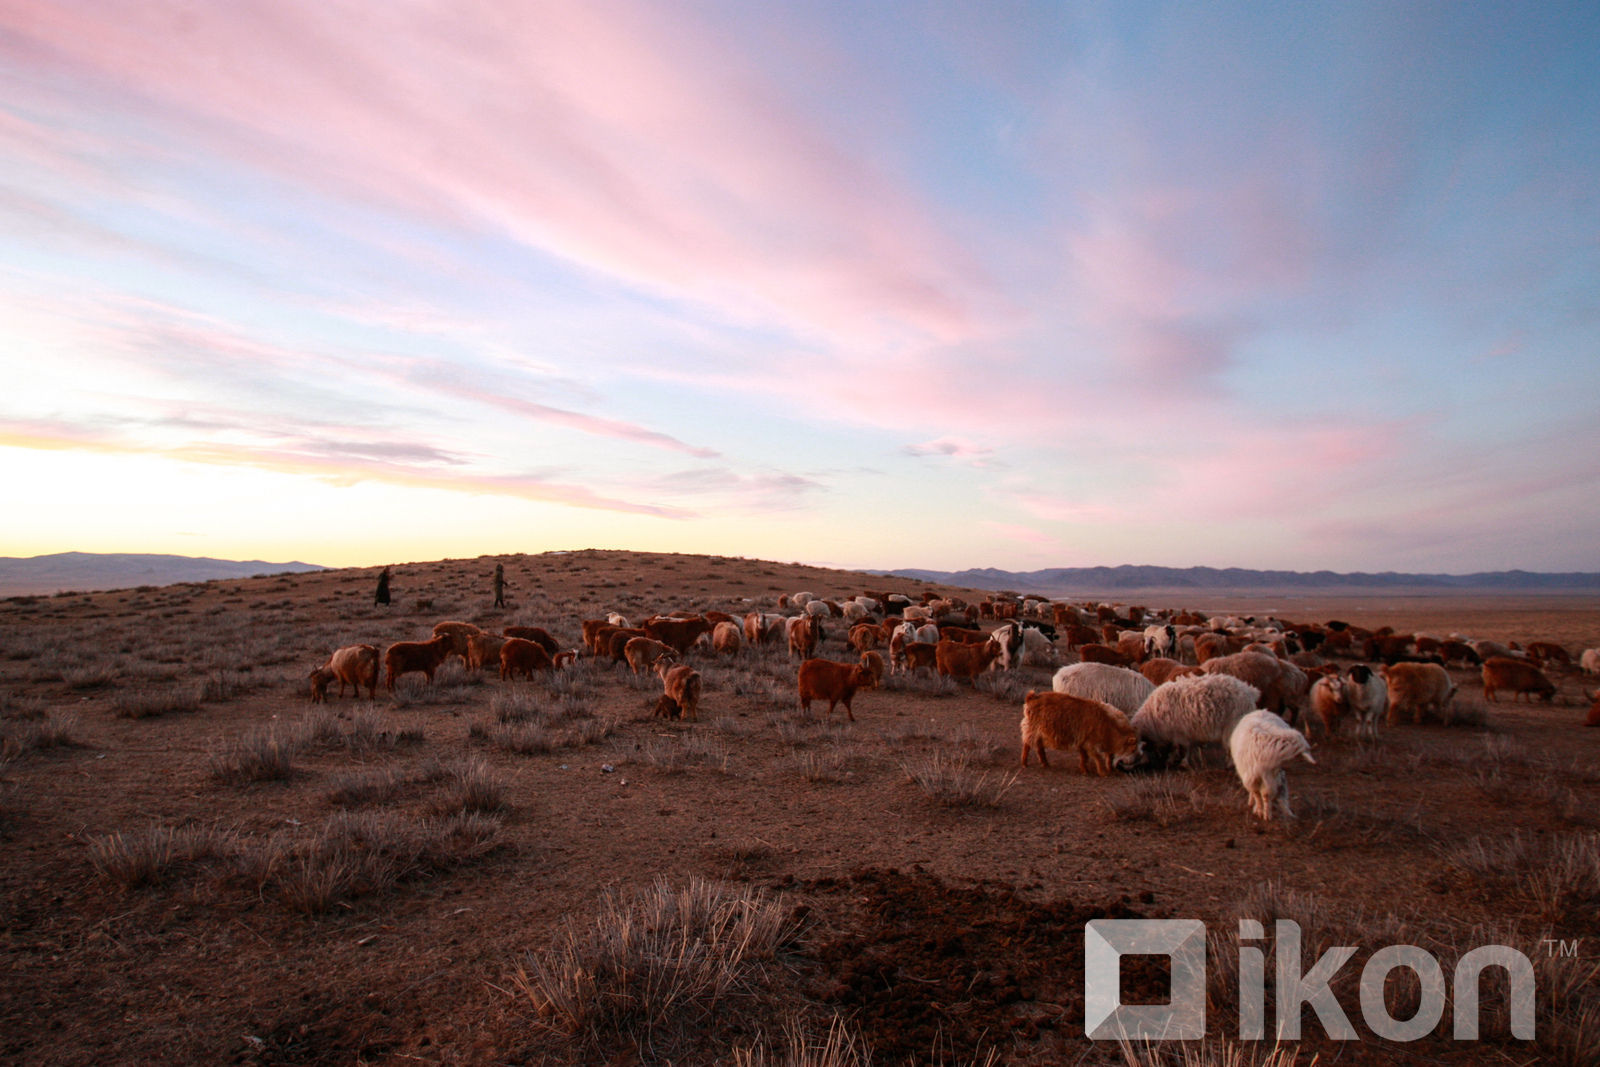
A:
[[797, 867, 1155, 1064]]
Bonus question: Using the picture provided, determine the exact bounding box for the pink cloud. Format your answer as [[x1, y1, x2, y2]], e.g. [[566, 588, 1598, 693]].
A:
[[0, 418, 690, 519], [0, 2, 987, 347], [903, 436, 994, 459], [979, 520, 1058, 547]]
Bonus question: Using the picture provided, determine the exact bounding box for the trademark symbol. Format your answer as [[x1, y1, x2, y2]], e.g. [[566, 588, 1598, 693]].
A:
[[1543, 939, 1580, 959]]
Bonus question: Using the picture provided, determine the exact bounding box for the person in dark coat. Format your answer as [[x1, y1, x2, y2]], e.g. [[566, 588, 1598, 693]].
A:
[[492, 563, 507, 608], [375, 566, 392, 607]]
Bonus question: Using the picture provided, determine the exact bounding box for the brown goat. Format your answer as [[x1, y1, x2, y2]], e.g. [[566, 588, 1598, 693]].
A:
[[797, 658, 877, 722], [655, 658, 701, 721], [935, 638, 1003, 681], [1019, 690, 1140, 775], [500, 637, 554, 680], [1481, 656, 1557, 703], [384, 635, 454, 691], [310, 644, 379, 701]]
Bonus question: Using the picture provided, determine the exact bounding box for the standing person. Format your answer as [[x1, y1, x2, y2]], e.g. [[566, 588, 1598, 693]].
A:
[[375, 566, 392, 607], [492, 562, 507, 608]]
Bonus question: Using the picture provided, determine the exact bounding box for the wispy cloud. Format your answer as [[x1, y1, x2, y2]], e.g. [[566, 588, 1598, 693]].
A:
[[0, 418, 691, 519]]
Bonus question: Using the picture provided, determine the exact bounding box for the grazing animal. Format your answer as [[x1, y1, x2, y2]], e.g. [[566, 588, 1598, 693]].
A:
[[1143, 624, 1178, 661], [711, 621, 743, 657], [552, 649, 579, 669], [1526, 642, 1572, 669], [652, 693, 683, 720], [1131, 673, 1260, 768], [605, 628, 649, 663], [848, 623, 881, 653], [500, 637, 554, 680], [1140, 657, 1201, 685], [1469, 639, 1516, 662], [859, 650, 885, 687], [1228, 710, 1315, 821], [902, 641, 939, 674], [645, 616, 713, 655], [1193, 632, 1234, 665], [654, 658, 702, 721], [787, 615, 821, 660], [504, 626, 560, 655], [1579, 648, 1600, 676], [935, 638, 1003, 682], [1307, 674, 1346, 740], [1585, 689, 1600, 727], [1481, 656, 1558, 704], [1019, 690, 1140, 775], [1380, 662, 1457, 725], [624, 637, 677, 675], [1051, 662, 1155, 716], [1344, 664, 1387, 741], [384, 635, 455, 691], [1018, 625, 1058, 667], [1202, 651, 1299, 720], [1436, 640, 1481, 667], [309, 644, 379, 702], [430, 620, 483, 664], [466, 632, 508, 672], [797, 658, 876, 722], [1077, 643, 1134, 668]]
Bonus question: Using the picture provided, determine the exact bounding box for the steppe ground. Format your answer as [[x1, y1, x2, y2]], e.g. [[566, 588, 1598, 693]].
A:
[[2, 550, 1598, 1066]]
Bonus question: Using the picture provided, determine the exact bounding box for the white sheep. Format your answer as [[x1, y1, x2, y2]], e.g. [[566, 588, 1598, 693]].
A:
[[1343, 664, 1387, 741], [1052, 661, 1155, 716], [1228, 710, 1315, 821], [1131, 673, 1260, 768], [840, 601, 869, 625], [1580, 648, 1600, 676], [791, 591, 816, 607], [1143, 624, 1177, 661], [1019, 625, 1059, 667]]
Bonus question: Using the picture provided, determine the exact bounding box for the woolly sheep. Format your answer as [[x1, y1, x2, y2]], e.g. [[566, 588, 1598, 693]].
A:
[[1051, 662, 1155, 716], [1228, 709, 1315, 821], [1580, 648, 1600, 676], [1203, 651, 1298, 720], [1131, 673, 1260, 768]]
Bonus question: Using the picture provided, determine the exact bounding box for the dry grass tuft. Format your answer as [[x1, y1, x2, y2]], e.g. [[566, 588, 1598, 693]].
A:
[[85, 822, 235, 889], [111, 683, 202, 719], [901, 752, 1016, 808], [0, 714, 80, 761], [208, 724, 299, 783], [513, 877, 797, 1054]]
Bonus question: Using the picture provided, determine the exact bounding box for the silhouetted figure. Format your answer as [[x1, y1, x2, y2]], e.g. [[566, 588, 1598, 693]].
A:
[[492, 563, 507, 608], [375, 566, 392, 607]]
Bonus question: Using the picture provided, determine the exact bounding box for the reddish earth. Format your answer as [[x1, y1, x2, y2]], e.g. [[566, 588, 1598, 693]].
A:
[[1, 550, 1597, 1065]]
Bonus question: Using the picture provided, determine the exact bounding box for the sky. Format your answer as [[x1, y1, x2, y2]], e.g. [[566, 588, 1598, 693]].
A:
[[2, 1, 1597, 575]]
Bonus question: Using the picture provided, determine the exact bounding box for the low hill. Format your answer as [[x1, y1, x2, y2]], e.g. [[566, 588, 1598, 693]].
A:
[[885, 564, 1600, 596], [0, 551, 325, 597]]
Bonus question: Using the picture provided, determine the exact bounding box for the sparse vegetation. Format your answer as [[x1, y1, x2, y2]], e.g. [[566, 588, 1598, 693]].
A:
[[901, 752, 1016, 807], [513, 878, 797, 1055]]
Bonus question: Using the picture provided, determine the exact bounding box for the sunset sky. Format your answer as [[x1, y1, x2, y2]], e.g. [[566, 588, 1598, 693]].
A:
[[2, 2, 1597, 574]]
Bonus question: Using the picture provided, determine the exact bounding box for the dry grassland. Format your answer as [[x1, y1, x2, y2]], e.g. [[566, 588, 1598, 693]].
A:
[[2, 550, 1598, 1066]]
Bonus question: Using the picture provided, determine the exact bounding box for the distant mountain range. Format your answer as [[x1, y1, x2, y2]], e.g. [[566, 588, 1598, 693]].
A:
[[0, 552, 325, 597], [886, 564, 1600, 595]]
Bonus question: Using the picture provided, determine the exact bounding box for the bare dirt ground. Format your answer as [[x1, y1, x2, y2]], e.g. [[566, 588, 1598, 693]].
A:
[[2, 550, 1597, 1066]]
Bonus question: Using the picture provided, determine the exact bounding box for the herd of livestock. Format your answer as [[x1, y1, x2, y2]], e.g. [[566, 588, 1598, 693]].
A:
[[306, 588, 1600, 822]]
